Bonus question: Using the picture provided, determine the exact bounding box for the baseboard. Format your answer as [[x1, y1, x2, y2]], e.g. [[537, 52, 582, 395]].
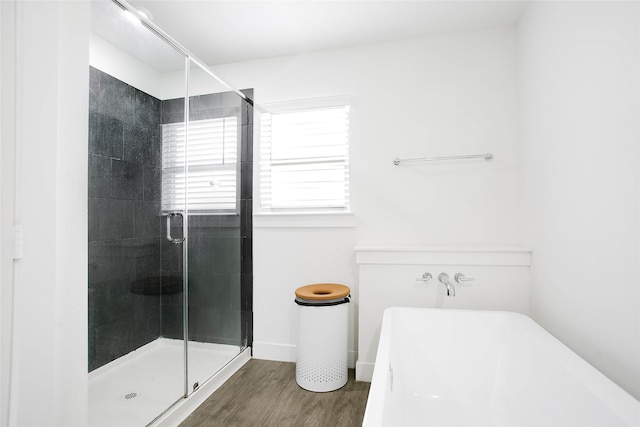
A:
[[253, 341, 357, 368], [153, 347, 251, 427], [252, 341, 297, 362], [355, 360, 374, 382]]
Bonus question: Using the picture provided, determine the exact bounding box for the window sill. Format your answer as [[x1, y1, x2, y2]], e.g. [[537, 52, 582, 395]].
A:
[[253, 212, 356, 228]]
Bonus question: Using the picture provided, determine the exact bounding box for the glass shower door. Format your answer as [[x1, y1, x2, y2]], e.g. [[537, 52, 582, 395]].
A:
[[184, 59, 249, 394]]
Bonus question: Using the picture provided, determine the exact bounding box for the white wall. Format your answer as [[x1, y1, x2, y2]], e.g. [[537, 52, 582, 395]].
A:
[[6, 2, 89, 425], [206, 28, 520, 364], [89, 34, 167, 99], [253, 227, 357, 363], [517, 1, 640, 399], [0, 2, 17, 425], [160, 65, 230, 100]]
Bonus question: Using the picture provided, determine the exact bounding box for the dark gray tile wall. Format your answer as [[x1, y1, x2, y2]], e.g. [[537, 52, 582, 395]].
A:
[[88, 67, 163, 371], [240, 89, 254, 349], [89, 66, 253, 371]]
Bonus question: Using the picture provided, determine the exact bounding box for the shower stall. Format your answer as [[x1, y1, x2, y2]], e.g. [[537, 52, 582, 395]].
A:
[[87, 1, 253, 425]]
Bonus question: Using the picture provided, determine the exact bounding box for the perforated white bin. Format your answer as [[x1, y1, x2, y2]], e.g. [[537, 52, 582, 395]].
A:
[[295, 283, 350, 392]]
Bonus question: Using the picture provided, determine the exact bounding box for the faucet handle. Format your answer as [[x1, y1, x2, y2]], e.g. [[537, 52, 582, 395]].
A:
[[416, 272, 432, 282], [454, 273, 474, 283]]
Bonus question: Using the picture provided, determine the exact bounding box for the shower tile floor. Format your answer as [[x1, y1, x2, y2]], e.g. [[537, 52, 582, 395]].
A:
[[88, 338, 240, 427]]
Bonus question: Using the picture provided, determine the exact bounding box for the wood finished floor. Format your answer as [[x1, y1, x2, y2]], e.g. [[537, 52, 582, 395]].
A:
[[180, 359, 371, 427]]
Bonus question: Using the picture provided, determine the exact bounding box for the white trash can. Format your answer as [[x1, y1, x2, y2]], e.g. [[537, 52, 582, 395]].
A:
[[295, 283, 351, 392]]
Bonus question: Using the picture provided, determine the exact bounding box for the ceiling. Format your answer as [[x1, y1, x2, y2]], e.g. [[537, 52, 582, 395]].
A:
[[93, 1, 528, 72]]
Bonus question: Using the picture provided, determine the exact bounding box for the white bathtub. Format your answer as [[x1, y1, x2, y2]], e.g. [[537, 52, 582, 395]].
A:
[[363, 307, 639, 427]]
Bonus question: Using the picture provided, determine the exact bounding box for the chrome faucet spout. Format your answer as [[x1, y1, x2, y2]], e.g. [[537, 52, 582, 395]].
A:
[[438, 273, 456, 297]]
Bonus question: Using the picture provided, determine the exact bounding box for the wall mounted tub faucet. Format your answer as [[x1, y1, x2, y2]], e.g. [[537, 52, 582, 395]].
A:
[[438, 273, 456, 297]]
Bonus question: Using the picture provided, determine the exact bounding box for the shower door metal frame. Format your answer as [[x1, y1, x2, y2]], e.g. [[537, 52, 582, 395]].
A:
[[181, 55, 191, 399], [156, 56, 192, 402]]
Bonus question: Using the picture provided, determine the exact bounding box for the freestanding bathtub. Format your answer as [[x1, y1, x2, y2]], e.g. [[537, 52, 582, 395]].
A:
[[363, 307, 639, 426]]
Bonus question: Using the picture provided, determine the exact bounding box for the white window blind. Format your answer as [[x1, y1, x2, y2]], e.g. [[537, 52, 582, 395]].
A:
[[260, 105, 350, 212], [162, 117, 238, 214]]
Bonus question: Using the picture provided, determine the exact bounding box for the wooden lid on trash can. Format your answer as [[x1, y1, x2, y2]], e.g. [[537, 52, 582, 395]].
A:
[[295, 283, 350, 301]]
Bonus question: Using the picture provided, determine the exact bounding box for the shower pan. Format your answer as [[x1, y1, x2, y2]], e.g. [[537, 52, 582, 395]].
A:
[[87, 1, 253, 425]]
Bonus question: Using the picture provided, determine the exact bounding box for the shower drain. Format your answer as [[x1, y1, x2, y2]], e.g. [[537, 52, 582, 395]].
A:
[[124, 392, 138, 400]]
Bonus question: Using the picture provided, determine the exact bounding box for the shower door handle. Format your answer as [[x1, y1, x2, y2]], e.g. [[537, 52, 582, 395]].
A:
[[166, 212, 185, 244]]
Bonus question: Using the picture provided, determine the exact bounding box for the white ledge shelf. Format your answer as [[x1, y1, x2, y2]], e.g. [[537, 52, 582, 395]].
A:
[[254, 213, 355, 228], [354, 246, 531, 266]]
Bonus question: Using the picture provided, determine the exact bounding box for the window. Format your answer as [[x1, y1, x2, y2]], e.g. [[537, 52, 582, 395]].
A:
[[161, 117, 238, 214], [259, 102, 350, 213]]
